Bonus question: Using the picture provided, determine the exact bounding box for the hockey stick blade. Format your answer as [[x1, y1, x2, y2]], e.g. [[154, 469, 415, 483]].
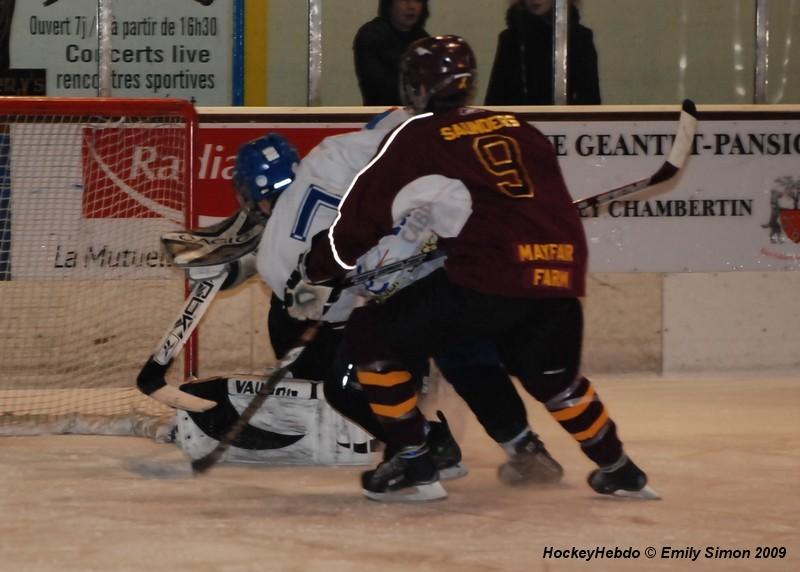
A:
[[149, 385, 217, 412], [574, 99, 698, 214], [136, 274, 227, 412], [190, 322, 322, 475], [137, 356, 217, 412]]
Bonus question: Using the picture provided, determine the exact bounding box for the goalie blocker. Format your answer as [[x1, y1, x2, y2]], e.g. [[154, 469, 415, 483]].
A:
[[173, 375, 374, 466]]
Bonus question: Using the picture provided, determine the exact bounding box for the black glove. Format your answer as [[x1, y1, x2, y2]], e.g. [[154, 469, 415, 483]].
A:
[[284, 253, 340, 321]]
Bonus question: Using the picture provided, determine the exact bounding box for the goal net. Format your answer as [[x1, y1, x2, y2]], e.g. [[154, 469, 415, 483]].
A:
[[0, 98, 197, 438]]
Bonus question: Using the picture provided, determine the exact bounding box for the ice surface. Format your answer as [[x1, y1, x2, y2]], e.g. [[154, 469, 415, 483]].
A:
[[0, 376, 797, 572]]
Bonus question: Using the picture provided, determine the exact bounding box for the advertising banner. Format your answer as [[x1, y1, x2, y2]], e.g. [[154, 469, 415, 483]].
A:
[[6, 0, 232, 104], [9, 123, 180, 281], [7, 112, 799, 282], [195, 114, 800, 273], [545, 118, 800, 272]]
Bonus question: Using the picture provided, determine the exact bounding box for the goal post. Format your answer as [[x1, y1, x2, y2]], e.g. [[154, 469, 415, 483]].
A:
[[0, 97, 198, 438]]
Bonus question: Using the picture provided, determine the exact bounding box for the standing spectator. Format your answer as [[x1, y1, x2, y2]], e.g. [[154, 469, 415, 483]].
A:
[[353, 0, 430, 105], [485, 0, 601, 105]]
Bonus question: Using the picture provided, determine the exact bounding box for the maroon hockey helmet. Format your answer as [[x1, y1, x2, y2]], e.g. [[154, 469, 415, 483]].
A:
[[400, 35, 477, 113]]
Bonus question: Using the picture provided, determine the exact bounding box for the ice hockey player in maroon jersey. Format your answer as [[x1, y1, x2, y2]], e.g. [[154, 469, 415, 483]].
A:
[[288, 35, 659, 502]]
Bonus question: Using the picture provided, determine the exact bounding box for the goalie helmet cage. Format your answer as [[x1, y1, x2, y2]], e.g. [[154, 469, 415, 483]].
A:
[[0, 97, 198, 438]]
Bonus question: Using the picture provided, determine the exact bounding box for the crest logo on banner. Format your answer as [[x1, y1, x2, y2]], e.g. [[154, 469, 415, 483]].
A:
[[81, 127, 184, 223], [762, 176, 800, 244], [780, 210, 800, 244]]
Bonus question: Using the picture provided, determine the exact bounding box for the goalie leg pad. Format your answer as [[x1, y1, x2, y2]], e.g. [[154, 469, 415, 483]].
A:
[[175, 376, 374, 465]]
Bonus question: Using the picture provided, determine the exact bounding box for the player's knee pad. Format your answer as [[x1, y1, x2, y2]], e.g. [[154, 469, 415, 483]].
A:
[[517, 361, 579, 403], [543, 375, 623, 466], [174, 375, 374, 465], [356, 362, 418, 421], [322, 363, 391, 443], [543, 375, 612, 444]]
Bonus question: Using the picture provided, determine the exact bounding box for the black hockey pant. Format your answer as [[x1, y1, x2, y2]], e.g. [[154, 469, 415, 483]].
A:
[[344, 269, 624, 466]]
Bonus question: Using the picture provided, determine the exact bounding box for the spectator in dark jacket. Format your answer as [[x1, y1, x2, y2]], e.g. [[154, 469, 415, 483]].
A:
[[353, 0, 430, 105], [485, 0, 600, 105]]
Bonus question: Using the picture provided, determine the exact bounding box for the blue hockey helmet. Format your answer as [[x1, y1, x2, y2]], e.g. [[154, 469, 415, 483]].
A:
[[233, 133, 300, 220]]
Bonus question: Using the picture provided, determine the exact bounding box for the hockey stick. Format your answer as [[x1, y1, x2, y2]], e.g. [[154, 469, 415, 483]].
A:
[[137, 210, 262, 411], [573, 99, 698, 214], [187, 102, 699, 470], [341, 249, 445, 288], [189, 253, 435, 472], [190, 322, 321, 474], [136, 272, 228, 412], [351, 100, 698, 273], [137, 244, 442, 414], [158, 101, 698, 415]]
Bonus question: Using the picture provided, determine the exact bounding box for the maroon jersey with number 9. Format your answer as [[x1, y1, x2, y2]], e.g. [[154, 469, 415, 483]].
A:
[[325, 107, 588, 298]]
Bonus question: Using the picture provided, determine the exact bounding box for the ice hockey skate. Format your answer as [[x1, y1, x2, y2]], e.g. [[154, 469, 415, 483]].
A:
[[426, 411, 469, 480], [362, 447, 447, 502], [381, 411, 467, 481], [588, 456, 661, 500], [497, 430, 564, 485]]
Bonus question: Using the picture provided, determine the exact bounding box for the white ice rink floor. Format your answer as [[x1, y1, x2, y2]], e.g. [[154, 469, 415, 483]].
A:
[[1, 375, 798, 572]]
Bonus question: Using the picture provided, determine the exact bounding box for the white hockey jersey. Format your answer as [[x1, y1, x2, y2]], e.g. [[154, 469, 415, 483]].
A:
[[256, 109, 413, 315], [257, 108, 448, 323]]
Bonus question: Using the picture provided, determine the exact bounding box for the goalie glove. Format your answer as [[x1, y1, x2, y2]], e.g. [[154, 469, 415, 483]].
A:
[[284, 253, 341, 321], [187, 252, 257, 292], [187, 263, 228, 284]]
